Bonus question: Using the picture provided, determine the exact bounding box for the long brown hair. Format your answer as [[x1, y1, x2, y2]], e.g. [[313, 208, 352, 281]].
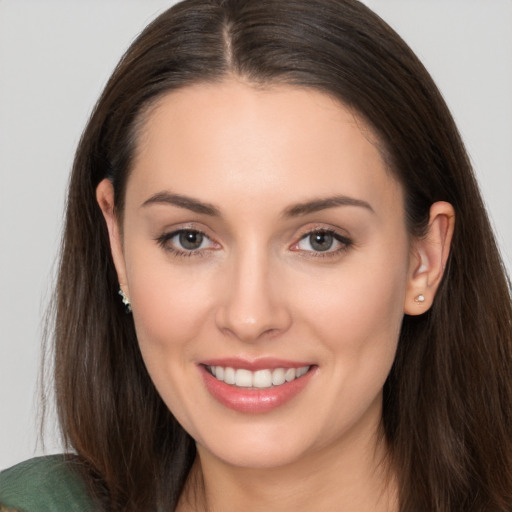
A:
[[50, 0, 512, 510]]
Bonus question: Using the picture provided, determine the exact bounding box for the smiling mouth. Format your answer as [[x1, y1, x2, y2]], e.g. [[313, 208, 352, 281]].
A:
[[205, 365, 311, 389]]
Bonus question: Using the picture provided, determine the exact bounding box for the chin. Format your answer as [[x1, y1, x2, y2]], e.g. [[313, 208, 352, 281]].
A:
[[199, 437, 312, 470]]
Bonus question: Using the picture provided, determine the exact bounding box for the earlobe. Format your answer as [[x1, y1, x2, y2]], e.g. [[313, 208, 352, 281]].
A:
[[96, 178, 129, 297], [404, 201, 455, 315]]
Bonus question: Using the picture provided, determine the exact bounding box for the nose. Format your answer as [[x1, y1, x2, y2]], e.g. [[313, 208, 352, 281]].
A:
[[215, 246, 292, 342]]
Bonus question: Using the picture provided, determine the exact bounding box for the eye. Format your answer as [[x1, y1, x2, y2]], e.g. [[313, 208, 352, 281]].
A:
[[156, 228, 218, 256], [176, 230, 206, 250], [301, 231, 335, 252], [293, 229, 352, 255]]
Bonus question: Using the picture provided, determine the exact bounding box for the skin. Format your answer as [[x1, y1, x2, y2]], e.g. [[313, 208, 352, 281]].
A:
[[97, 79, 454, 512]]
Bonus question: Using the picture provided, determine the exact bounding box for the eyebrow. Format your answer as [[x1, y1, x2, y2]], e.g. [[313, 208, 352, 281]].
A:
[[141, 191, 374, 218], [141, 192, 221, 216], [283, 195, 374, 217]]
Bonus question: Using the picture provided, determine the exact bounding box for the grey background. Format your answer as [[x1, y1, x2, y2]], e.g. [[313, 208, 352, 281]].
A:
[[1, 0, 511, 469]]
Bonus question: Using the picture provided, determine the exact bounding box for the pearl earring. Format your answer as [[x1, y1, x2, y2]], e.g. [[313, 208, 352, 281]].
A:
[[414, 294, 425, 303], [118, 287, 132, 312]]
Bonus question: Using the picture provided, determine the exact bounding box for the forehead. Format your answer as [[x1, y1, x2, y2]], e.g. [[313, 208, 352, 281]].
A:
[[128, 80, 403, 215]]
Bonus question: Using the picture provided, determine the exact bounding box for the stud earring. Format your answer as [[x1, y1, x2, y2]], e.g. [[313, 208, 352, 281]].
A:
[[414, 294, 425, 304], [118, 287, 132, 313]]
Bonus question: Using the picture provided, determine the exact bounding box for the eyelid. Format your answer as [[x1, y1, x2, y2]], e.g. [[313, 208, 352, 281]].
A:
[[154, 223, 352, 259], [291, 223, 352, 243], [155, 226, 221, 257], [289, 225, 353, 257]]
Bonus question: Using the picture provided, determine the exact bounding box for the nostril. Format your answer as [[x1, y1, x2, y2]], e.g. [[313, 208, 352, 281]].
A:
[[214, 270, 293, 341]]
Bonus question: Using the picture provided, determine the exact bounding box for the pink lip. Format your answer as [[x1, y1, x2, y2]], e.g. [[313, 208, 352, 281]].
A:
[[199, 359, 316, 414], [201, 357, 313, 371]]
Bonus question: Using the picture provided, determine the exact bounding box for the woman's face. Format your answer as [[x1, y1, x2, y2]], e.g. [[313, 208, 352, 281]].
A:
[[102, 81, 419, 469]]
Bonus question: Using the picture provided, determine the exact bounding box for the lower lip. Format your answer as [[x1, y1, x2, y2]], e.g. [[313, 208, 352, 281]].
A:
[[200, 365, 316, 414]]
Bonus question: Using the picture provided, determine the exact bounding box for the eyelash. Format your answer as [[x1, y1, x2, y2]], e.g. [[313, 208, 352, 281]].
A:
[[293, 228, 353, 259], [155, 228, 215, 258], [155, 227, 353, 259]]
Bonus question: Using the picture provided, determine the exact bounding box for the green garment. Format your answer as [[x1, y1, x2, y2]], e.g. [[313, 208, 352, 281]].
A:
[[0, 455, 96, 512]]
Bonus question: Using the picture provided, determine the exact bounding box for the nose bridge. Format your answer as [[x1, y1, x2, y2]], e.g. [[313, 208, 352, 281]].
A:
[[216, 240, 290, 341]]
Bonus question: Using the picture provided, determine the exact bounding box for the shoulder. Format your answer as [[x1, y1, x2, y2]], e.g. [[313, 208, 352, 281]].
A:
[[0, 455, 96, 512]]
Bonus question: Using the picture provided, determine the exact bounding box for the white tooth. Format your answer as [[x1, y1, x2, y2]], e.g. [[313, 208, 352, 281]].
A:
[[272, 368, 286, 386], [235, 369, 253, 387], [209, 366, 217, 377], [215, 366, 224, 380], [284, 368, 296, 382], [224, 367, 236, 384], [296, 366, 309, 378], [253, 369, 272, 388]]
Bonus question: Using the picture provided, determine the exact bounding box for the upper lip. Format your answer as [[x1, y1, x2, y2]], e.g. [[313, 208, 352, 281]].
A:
[[200, 357, 314, 371]]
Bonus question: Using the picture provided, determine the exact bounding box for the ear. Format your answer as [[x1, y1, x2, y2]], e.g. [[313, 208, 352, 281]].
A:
[[404, 201, 455, 315], [96, 178, 130, 299]]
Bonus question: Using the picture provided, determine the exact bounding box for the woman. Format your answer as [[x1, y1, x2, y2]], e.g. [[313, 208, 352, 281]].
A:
[[1, 0, 511, 511]]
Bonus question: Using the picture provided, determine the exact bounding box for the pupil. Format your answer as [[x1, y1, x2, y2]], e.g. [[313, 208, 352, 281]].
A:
[[310, 232, 333, 251], [179, 231, 203, 250]]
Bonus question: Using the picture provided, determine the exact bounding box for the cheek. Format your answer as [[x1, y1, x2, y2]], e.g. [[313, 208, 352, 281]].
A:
[[125, 257, 217, 426], [125, 250, 216, 363], [288, 255, 407, 437], [298, 251, 406, 331], [293, 248, 408, 385]]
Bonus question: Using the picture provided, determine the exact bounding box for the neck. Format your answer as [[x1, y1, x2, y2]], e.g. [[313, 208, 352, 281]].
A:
[[177, 413, 398, 512]]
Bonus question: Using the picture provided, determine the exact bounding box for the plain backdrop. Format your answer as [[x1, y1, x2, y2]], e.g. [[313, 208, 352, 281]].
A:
[[1, 0, 511, 470]]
